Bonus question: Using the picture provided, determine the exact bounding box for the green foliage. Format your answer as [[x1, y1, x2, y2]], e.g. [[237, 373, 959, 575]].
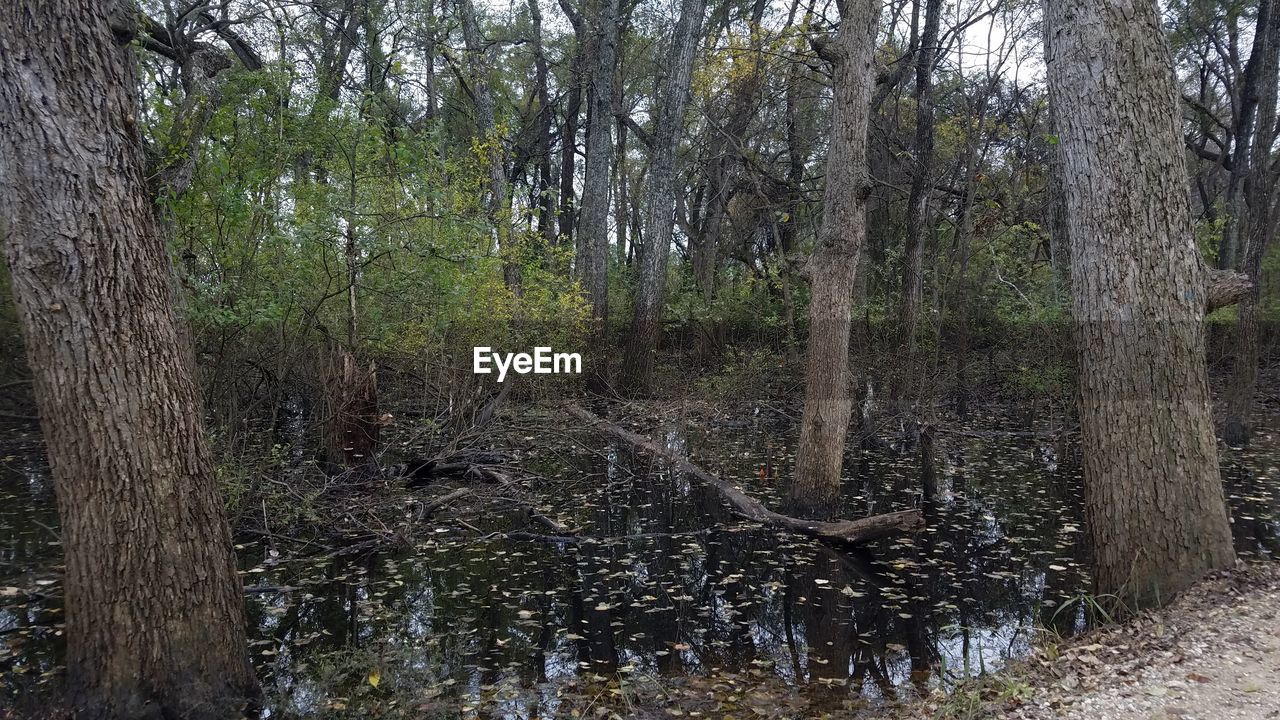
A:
[[151, 59, 588, 406]]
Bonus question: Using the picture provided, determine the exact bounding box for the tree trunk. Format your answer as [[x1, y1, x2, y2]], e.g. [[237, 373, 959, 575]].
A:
[[892, 0, 942, 415], [458, 0, 520, 292], [692, 0, 768, 307], [576, 0, 622, 387], [320, 342, 381, 470], [528, 0, 558, 249], [614, 111, 630, 267], [0, 1, 258, 715], [1217, 0, 1274, 271], [786, 0, 881, 518], [618, 0, 707, 395], [1223, 1, 1280, 446], [558, 82, 582, 245], [1045, 103, 1072, 294], [1044, 0, 1236, 609]]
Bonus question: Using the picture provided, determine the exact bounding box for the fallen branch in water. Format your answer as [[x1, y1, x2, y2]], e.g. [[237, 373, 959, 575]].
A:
[[419, 487, 473, 517], [566, 405, 924, 545], [413, 480, 575, 534], [937, 427, 1076, 439], [504, 524, 761, 545], [243, 585, 301, 595]]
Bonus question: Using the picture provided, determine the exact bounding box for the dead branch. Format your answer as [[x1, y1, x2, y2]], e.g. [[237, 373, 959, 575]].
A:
[[1206, 267, 1252, 312], [566, 405, 924, 545], [419, 488, 473, 517]]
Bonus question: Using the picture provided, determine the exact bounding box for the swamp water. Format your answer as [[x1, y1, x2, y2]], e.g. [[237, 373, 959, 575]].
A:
[[2, 408, 1278, 717]]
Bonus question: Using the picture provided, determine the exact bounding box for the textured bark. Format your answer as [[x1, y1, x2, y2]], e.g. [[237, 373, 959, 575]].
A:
[[1044, 103, 1072, 293], [1044, 0, 1236, 608], [786, 0, 881, 518], [618, 0, 707, 395], [558, 82, 582, 244], [1218, 0, 1275, 271], [0, 1, 257, 716], [894, 0, 942, 413], [320, 343, 381, 469], [1205, 267, 1254, 313], [614, 112, 630, 266], [568, 406, 924, 543], [557, 0, 587, 246], [576, 0, 622, 338], [1224, 1, 1280, 446]]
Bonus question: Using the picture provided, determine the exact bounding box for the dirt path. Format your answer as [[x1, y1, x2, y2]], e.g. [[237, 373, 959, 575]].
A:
[[907, 562, 1280, 720]]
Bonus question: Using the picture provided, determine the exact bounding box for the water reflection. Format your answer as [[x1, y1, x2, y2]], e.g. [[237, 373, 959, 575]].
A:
[[3, 411, 1279, 715]]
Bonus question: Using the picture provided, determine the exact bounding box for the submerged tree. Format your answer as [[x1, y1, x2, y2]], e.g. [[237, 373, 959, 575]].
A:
[[0, 1, 257, 716], [1044, 0, 1237, 607], [786, 0, 882, 517]]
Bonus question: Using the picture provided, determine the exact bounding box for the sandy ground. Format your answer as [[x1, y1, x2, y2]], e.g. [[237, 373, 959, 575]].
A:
[[905, 562, 1280, 720]]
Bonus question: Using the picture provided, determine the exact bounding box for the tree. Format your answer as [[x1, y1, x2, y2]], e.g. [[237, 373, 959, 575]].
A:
[[1215, 0, 1276, 271], [618, 0, 708, 394], [892, 0, 942, 416], [1223, 0, 1280, 446], [1044, 0, 1236, 608], [786, 0, 882, 517], [576, 0, 623, 383], [0, 1, 258, 716], [458, 0, 521, 292]]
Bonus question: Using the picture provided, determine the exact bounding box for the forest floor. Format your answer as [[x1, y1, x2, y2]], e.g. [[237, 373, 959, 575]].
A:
[[903, 561, 1280, 720]]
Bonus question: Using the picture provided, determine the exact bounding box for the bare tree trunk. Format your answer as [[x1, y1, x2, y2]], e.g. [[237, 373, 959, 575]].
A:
[[786, 0, 882, 518], [614, 111, 630, 267], [0, 2, 257, 715], [320, 341, 381, 469], [558, 82, 582, 245], [1224, 1, 1280, 446], [1218, 0, 1275, 271], [1045, 104, 1072, 294], [528, 0, 558, 248], [892, 0, 941, 415], [618, 0, 707, 395], [576, 0, 622, 387], [1045, 0, 1236, 609]]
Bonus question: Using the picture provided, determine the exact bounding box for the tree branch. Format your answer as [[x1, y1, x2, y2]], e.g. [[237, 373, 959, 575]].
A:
[[1205, 267, 1252, 312], [567, 405, 924, 545]]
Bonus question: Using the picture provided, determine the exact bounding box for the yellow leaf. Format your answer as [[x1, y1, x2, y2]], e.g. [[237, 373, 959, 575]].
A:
[[367, 669, 381, 688]]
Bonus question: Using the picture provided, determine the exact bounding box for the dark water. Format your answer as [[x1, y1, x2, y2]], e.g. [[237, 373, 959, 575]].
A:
[[2, 410, 1278, 716]]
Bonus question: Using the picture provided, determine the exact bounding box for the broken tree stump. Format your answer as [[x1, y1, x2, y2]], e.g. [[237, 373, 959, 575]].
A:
[[566, 405, 924, 544], [319, 342, 381, 470]]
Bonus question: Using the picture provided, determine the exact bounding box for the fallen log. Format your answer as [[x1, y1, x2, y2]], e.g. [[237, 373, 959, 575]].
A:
[[419, 487, 473, 516], [522, 506, 574, 534], [566, 405, 924, 544]]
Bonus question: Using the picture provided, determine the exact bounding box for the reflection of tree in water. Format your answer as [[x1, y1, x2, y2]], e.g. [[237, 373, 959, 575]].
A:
[[244, 418, 1098, 708], [9, 409, 1279, 713]]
